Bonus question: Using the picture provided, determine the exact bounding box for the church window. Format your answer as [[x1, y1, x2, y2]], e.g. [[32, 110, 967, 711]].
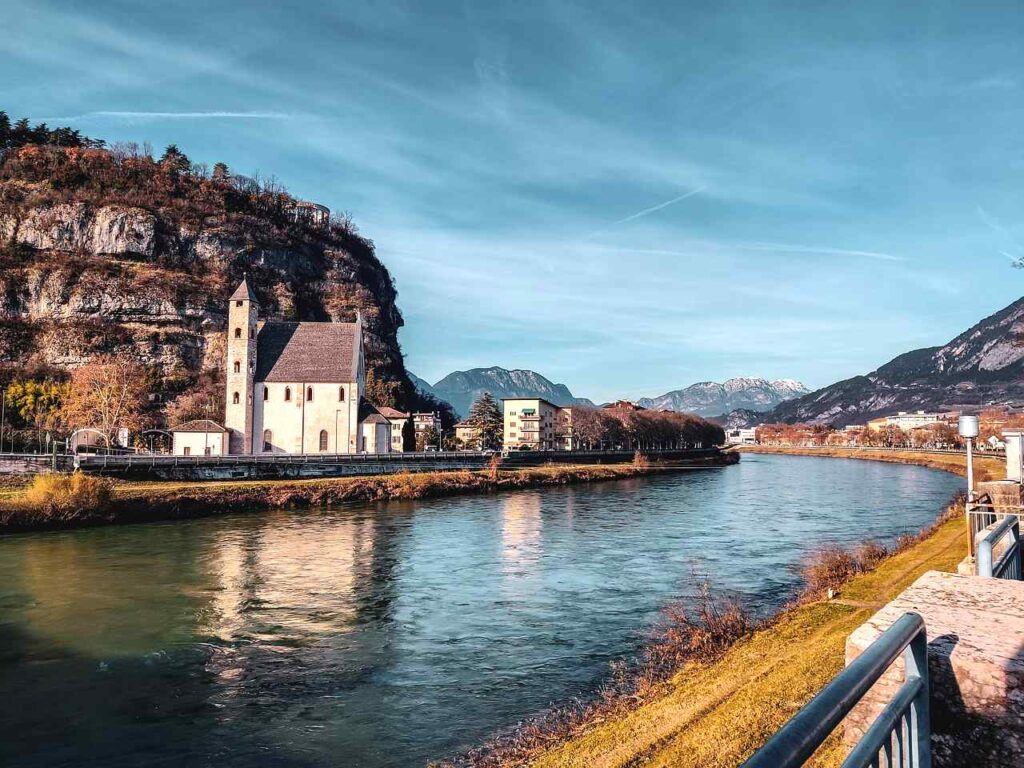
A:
[[234, 328, 242, 339], [307, 387, 314, 402], [285, 387, 292, 402], [319, 430, 328, 451], [232, 391, 239, 405], [263, 430, 272, 452], [263, 388, 269, 401], [339, 386, 345, 402], [233, 361, 240, 373]]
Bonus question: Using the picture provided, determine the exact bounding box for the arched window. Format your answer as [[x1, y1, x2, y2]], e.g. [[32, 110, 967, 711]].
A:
[[263, 388, 269, 401], [233, 361, 241, 373], [263, 430, 272, 452], [234, 327, 242, 339], [338, 386, 345, 402], [236, 300, 243, 307], [307, 386, 313, 402], [232, 391, 240, 405], [284, 387, 292, 402], [319, 430, 329, 451]]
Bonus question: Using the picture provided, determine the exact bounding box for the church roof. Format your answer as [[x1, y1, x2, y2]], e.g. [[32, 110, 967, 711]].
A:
[[230, 278, 258, 303], [255, 322, 360, 383], [358, 399, 389, 424]]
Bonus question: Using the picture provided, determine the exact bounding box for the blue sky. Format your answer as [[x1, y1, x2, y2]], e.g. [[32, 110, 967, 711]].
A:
[[4, 0, 1024, 402]]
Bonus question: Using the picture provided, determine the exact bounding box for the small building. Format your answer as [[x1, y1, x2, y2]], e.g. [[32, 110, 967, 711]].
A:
[[503, 397, 565, 451], [725, 427, 757, 445], [413, 412, 440, 434], [171, 420, 229, 457], [455, 421, 482, 449], [378, 407, 411, 452], [358, 402, 391, 453]]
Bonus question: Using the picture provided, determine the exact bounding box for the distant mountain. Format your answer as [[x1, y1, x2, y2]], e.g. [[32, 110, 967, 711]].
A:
[[417, 367, 593, 418], [408, 373, 438, 399], [748, 296, 1024, 427], [637, 377, 809, 417]]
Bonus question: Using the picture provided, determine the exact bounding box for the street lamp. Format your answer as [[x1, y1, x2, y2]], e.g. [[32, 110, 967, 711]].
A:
[[959, 415, 980, 498]]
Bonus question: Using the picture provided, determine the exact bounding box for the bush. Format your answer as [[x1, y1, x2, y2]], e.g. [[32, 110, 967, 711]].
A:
[[22, 471, 113, 521]]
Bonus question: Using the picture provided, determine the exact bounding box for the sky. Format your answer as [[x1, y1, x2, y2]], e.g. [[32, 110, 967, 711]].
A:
[[3, 0, 1024, 402]]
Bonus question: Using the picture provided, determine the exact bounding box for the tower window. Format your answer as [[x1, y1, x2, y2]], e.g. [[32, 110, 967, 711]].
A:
[[285, 387, 292, 402], [339, 386, 345, 402], [234, 328, 242, 339], [263, 430, 272, 452], [319, 430, 328, 451], [263, 388, 269, 401], [307, 387, 313, 402], [236, 300, 243, 307], [232, 392, 240, 405], [233, 361, 241, 373]]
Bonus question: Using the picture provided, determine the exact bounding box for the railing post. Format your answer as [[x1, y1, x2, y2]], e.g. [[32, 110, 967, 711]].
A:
[[905, 626, 931, 768]]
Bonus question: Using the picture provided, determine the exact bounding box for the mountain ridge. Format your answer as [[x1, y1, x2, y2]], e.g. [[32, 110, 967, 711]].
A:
[[412, 366, 592, 418], [637, 377, 809, 417], [738, 296, 1024, 427]]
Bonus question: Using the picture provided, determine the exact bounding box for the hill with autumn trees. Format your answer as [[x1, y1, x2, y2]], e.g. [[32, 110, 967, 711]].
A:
[[0, 111, 449, 450]]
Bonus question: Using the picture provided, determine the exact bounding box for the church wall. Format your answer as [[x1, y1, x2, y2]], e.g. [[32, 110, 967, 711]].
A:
[[253, 381, 360, 454]]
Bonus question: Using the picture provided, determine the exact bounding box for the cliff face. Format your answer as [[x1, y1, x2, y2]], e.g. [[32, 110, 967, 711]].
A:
[[0, 145, 410, 404]]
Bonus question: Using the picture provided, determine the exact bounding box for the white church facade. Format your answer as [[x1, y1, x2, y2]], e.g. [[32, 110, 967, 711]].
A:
[[223, 278, 391, 455]]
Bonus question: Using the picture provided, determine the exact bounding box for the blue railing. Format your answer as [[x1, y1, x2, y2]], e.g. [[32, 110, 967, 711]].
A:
[[976, 514, 1022, 580], [743, 612, 930, 768]]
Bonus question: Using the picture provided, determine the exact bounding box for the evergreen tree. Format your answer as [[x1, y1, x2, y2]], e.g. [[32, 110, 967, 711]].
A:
[[212, 161, 230, 181], [159, 144, 190, 173], [468, 391, 503, 449]]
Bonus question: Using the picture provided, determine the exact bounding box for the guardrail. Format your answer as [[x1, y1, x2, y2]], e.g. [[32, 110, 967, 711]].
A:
[[743, 612, 930, 768], [753, 445, 1005, 458], [976, 514, 1022, 580], [76, 449, 492, 470]]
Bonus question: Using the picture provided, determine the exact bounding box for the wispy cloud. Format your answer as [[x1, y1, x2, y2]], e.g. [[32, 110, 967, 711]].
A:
[[734, 242, 903, 262], [42, 110, 296, 121], [608, 186, 707, 227]]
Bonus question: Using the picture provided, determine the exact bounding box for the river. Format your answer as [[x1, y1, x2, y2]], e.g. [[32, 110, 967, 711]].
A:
[[0, 454, 961, 767]]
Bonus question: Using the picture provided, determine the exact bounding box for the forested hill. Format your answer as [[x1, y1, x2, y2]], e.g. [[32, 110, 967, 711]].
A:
[[0, 110, 438, 421], [745, 295, 1024, 426]]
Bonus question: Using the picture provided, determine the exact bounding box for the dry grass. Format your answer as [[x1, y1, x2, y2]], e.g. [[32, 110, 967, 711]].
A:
[[15, 471, 113, 523]]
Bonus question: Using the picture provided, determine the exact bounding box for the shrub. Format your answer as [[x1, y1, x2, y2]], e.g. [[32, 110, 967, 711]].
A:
[[800, 545, 861, 597], [22, 471, 113, 521]]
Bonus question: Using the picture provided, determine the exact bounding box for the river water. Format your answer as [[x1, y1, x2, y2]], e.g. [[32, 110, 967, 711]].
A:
[[0, 454, 961, 767]]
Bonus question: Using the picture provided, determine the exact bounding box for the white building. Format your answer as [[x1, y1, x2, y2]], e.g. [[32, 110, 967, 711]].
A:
[[223, 278, 390, 455], [171, 420, 229, 456], [378, 407, 411, 452], [884, 411, 957, 430], [725, 427, 757, 445]]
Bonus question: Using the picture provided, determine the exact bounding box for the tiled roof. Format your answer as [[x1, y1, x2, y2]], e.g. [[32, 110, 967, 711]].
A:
[[230, 278, 258, 302], [358, 399, 389, 425], [255, 322, 359, 383], [377, 406, 410, 419], [171, 419, 227, 433]]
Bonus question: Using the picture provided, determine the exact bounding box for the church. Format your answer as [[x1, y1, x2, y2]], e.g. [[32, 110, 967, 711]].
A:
[[223, 278, 391, 455]]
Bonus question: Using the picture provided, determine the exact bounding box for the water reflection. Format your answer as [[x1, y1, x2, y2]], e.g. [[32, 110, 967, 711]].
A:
[[0, 455, 963, 768]]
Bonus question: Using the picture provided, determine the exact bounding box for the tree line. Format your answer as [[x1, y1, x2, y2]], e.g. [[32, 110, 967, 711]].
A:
[[0, 111, 103, 154]]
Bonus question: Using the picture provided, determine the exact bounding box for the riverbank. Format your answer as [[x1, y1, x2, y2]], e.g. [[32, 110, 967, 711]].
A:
[[0, 452, 738, 533], [734, 444, 1004, 482], [509, 449, 977, 768]]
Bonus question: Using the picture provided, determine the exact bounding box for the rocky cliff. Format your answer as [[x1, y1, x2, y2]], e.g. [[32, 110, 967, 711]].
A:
[[0, 143, 413, 407]]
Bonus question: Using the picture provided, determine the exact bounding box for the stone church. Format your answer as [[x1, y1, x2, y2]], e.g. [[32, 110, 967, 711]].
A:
[[224, 278, 391, 455]]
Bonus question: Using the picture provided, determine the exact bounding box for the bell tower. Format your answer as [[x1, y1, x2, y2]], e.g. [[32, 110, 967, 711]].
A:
[[225, 277, 258, 454]]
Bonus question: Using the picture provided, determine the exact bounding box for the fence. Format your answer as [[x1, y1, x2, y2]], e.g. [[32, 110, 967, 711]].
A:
[[976, 514, 1022, 580], [743, 612, 930, 768]]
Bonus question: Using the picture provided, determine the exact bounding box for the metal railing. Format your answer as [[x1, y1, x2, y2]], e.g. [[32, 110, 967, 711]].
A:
[[976, 514, 1022, 580], [743, 612, 930, 768]]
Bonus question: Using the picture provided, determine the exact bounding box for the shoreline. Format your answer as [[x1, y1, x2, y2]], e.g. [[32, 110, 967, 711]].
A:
[[0, 452, 738, 534], [734, 444, 1004, 482], [478, 447, 980, 768]]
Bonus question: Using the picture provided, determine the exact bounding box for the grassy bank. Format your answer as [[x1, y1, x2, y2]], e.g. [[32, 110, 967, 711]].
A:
[[0, 454, 737, 533], [496, 448, 978, 768], [736, 444, 1004, 482]]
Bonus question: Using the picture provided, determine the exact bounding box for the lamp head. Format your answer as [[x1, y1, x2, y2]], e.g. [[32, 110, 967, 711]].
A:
[[958, 415, 980, 439]]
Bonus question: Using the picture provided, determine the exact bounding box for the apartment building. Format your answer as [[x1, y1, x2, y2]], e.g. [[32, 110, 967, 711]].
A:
[[503, 397, 568, 450]]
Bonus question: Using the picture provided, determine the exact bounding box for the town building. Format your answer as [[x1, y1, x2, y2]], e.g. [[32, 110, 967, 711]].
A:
[[725, 427, 757, 445], [868, 411, 959, 432], [223, 278, 390, 455], [378, 407, 411, 452], [171, 420, 229, 456], [454, 421, 482, 449], [503, 397, 568, 451]]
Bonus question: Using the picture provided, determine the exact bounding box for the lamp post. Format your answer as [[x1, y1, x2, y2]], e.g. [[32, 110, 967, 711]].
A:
[[959, 415, 980, 499]]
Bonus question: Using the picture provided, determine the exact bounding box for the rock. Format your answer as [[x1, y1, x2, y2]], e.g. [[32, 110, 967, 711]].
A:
[[18, 203, 91, 251], [90, 206, 156, 256]]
